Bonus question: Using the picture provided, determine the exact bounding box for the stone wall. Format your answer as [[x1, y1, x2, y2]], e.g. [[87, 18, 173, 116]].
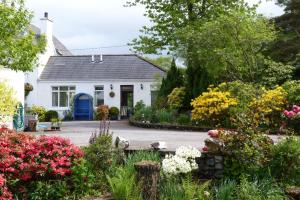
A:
[[196, 152, 224, 179]]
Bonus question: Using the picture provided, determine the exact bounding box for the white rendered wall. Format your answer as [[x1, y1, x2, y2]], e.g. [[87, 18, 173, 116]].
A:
[[35, 80, 155, 117]]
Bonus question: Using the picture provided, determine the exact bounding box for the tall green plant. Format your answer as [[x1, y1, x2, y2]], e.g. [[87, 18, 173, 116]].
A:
[[0, 82, 17, 118]]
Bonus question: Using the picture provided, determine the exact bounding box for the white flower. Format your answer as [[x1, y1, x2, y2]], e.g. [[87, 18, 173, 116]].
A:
[[162, 146, 201, 175]]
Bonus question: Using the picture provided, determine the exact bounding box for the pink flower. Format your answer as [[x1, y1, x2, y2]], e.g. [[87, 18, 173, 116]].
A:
[[208, 130, 219, 138], [202, 146, 209, 152]]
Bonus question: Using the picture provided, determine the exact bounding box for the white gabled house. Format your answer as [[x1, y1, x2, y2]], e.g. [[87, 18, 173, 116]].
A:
[[24, 12, 165, 120]]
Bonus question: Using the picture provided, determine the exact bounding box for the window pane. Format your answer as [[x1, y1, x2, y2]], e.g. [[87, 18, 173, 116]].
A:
[[60, 92, 68, 107], [69, 86, 76, 91], [52, 92, 58, 107], [52, 87, 58, 91], [94, 91, 104, 106], [95, 86, 104, 91], [60, 86, 68, 91]]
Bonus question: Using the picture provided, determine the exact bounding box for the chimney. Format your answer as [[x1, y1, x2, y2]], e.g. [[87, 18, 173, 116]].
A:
[[40, 12, 53, 45], [91, 55, 95, 63], [99, 54, 103, 63]]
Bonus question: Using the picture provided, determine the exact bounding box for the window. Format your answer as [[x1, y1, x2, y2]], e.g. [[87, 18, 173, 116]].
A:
[[52, 86, 76, 107], [94, 85, 104, 106]]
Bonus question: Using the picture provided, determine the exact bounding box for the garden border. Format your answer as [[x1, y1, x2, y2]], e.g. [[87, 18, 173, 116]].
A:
[[129, 119, 212, 132]]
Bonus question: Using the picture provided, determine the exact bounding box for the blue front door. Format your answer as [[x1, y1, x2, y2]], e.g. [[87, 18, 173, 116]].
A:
[[74, 94, 93, 120]]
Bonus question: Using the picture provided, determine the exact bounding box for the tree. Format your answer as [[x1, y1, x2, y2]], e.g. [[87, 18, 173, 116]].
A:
[[158, 58, 183, 97], [127, 0, 247, 99], [0, 0, 45, 72], [145, 56, 173, 71], [268, 0, 300, 79], [180, 9, 279, 83], [0, 82, 17, 120]]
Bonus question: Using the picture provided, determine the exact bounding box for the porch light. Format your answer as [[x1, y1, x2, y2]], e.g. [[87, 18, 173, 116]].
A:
[[110, 84, 113, 90], [140, 84, 144, 90]]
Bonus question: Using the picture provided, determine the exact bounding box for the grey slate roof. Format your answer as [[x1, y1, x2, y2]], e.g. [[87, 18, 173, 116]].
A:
[[30, 25, 72, 56], [39, 55, 166, 81]]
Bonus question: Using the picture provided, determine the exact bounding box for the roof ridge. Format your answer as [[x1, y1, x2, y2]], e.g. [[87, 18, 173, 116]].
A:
[[50, 54, 137, 57]]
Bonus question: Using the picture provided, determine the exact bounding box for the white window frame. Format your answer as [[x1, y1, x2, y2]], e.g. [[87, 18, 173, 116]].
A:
[[94, 85, 104, 107], [52, 86, 76, 108]]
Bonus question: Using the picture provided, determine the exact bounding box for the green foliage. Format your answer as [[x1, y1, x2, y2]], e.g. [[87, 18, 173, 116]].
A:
[[134, 100, 146, 112], [219, 131, 273, 179], [107, 167, 141, 200], [282, 80, 300, 105], [0, 81, 17, 117], [28, 105, 46, 122], [183, 9, 276, 83], [109, 107, 119, 116], [132, 106, 154, 122], [215, 180, 236, 200], [167, 87, 186, 111], [261, 59, 294, 87], [45, 110, 58, 122], [125, 151, 160, 173], [84, 132, 113, 173], [0, 0, 45, 71], [269, 137, 300, 186], [27, 180, 69, 200], [155, 109, 174, 124], [158, 58, 184, 99], [176, 114, 191, 125], [145, 56, 173, 71], [68, 159, 98, 197]]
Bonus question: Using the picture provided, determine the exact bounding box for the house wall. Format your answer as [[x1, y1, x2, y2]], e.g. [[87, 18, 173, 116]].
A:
[[36, 80, 155, 118], [0, 68, 25, 128]]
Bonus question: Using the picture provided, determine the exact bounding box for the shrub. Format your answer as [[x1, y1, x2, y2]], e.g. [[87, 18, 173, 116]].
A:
[[0, 126, 84, 198], [132, 106, 154, 122], [167, 87, 186, 111], [156, 109, 173, 124], [96, 105, 109, 120], [109, 107, 119, 117], [191, 87, 238, 127], [249, 86, 287, 129], [134, 100, 146, 113], [0, 82, 17, 118], [176, 114, 191, 125], [28, 105, 46, 122], [282, 105, 300, 134], [282, 80, 300, 105], [45, 110, 59, 122], [269, 137, 300, 185], [210, 130, 273, 179]]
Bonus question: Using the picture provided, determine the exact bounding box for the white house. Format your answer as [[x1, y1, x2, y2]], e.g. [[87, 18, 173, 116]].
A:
[[25, 13, 165, 120]]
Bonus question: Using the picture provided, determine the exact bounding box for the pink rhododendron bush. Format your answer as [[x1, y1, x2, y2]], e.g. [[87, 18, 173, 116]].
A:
[[0, 126, 84, 199], [282, 105, 300, 133]]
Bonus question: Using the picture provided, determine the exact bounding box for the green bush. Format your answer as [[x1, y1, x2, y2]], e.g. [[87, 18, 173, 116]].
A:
[[215, 180, 236, 200], [132, 106, 154, 122], [269, 137, 300, 185], [282, 80, 300, 105], [156, 109, 173, 124], [176, 114, 191, 125], [28, 105, 46, 122], [109, 107, 119, 116], [167, 87, 186, 111], [134, 100, 146, 112], [45, 110, 58, 122]]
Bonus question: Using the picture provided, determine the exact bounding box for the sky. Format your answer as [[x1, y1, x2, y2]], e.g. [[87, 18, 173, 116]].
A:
[[25, 0, 284, 55]]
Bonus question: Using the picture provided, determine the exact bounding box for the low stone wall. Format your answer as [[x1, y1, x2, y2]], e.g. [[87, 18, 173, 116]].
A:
[[196, 153, 224, 179], [129, 119, 211, 132]]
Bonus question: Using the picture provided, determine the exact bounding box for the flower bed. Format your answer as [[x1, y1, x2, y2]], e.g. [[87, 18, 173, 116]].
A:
[[0, 126, 84, 199]]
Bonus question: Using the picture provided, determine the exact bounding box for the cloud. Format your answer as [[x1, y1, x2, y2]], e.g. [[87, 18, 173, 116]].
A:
[[26, 0, 284, 54]]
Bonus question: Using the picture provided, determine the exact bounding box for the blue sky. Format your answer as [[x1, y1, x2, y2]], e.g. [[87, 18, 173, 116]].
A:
[[26, 0, 284, 55]]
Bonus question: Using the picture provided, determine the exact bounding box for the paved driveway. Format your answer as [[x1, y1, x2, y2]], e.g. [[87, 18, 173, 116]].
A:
[[35, 121, 208, 151]]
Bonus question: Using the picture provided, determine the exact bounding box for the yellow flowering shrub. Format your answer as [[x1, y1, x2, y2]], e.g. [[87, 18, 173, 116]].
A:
[[191, 87, 238, 126], [249, 86, 287, 128], [167, 87, 186, 110]]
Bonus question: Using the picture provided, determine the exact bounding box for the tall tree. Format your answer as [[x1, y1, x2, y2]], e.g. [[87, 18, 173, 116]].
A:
[[159, 58, 183, 97], [127, 0, 247, 99], [0, 0, 45, 72], [268, 0, 300, 78], [145, 56, 173, 71]]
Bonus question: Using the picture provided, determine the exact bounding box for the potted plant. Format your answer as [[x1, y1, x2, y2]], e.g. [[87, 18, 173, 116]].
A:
[[109, 107, 120, 120], [51, 118, 62, 130]]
